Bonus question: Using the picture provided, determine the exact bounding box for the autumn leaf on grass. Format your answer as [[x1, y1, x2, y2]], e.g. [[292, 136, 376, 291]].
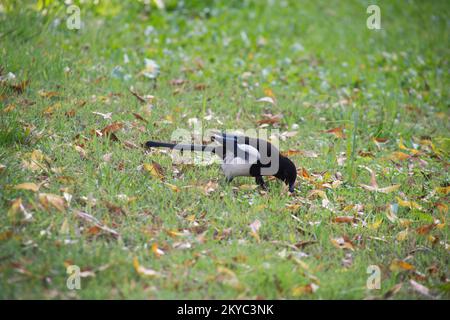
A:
[[42, 102, 61, 116], [216, 266, 243, 291], [133, 257, 161, 278], [249, 219, 261, 242], [390, 259, 415, 272], [389, 151, 410, 161], [332, 216, 355, 224], [281, 149, 302, 157], [396, 197, 423, 211], [151, 243, 165, 258], [100, 121, 123, 136], [434, 186, 450, 195], [164, 182, 180, 192], [8, 198, 22, 222], [38, 90, 59, 98], [398, 138, 421, 156], [324, 127, 346, 139], [39, 193, 67, 212], [415, 223, 436, 235], [257, 113, 282, 125], [143, 161, 165, 180], [292, 283, 319, 297], [132, 112, 148, 124], [14, 182, 39, 192], [396, 229, 409, 241], [256, 96, 276, 105], [359, 166, 400, 194], [330, 236, 354, 250]]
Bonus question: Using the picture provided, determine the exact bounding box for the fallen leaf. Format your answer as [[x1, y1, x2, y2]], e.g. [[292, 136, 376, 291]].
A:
[[133, 257, 161, 278], [256, 96, 275, 105], [396, 197, 423, 211], [332, 216, 355, 224], [396, 229, 409, 241], [143, 161, 165, 180], [324, 127, 346, 139], [390, 151, 410, 161], [249, 219, 261, 242], [14, 182, 39, 192], [39, 193, 66, 212], [390, 259, 415, 272], [257, 113, 282, 125], [330, 236, 354, 250], [151, 243, 165, 258], [38, 90, 59, 98], [101, 122, 123, 135], [132, 112, 148, 123], [292, 283, 319, 297]]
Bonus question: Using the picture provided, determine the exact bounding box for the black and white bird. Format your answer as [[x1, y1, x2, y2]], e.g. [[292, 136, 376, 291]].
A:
[[145, 133, 297, 192]]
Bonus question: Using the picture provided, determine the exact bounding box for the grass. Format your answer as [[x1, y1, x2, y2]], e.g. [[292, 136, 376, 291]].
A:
[[0, 0, 449, 299]]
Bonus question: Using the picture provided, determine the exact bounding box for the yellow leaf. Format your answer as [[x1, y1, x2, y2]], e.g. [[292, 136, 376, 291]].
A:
[[390, 151, 410, 161], [143, 162, 164, 180], [133, 257, 161, 277], [164, 182, 180, 192], [369, 218, 383, 230], [292, 283, 319, 297], [396, 197, 423, 211], [3, 104, 15, 113], [435, 186, 450, 195], [8, 198, 22, 222], [14, 182, 39, 192], [60, 218, 70, 234], [396, 229, 409, 241]]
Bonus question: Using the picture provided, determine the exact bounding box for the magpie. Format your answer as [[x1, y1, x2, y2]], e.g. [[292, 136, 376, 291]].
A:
[[145, 133, 297, 192]]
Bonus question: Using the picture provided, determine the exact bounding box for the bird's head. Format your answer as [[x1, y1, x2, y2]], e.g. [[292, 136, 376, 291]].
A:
[[276, 156, 297, 193]]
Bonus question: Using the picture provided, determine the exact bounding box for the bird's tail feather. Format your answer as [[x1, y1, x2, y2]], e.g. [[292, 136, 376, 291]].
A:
[[145, 140, 215, 152]]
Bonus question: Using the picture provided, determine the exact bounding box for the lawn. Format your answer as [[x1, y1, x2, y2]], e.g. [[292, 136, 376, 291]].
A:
[[0, 0, 448, 299]]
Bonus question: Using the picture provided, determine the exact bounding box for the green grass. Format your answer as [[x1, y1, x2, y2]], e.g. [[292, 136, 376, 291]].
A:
[[0, 0, 449, 299]]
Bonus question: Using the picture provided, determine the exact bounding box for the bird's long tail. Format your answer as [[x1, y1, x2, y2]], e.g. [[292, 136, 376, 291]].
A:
[[145, 140, 216, 153]]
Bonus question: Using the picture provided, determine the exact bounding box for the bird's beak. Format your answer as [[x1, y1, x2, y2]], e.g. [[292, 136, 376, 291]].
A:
[[289, 182, 295, 193]]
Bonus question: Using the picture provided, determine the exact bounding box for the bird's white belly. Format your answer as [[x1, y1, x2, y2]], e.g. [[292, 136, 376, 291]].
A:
[[221, 154, 253, 179]]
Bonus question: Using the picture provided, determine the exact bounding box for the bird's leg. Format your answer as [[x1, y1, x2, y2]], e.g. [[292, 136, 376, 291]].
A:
[[255, 176, 267, 190]]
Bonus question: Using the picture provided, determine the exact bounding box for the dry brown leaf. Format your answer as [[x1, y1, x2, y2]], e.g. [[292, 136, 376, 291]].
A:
[[14, 182, 39, 192], [332, 216, 355, 224], [39, 193, 66, 212], [330, 236, 354, 250], [38, 90, 59, 98], [132, 112, 148, 123], [101, 122, 124, 135], [257, 113, 282, 125], [324, 127, 346, 139]]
